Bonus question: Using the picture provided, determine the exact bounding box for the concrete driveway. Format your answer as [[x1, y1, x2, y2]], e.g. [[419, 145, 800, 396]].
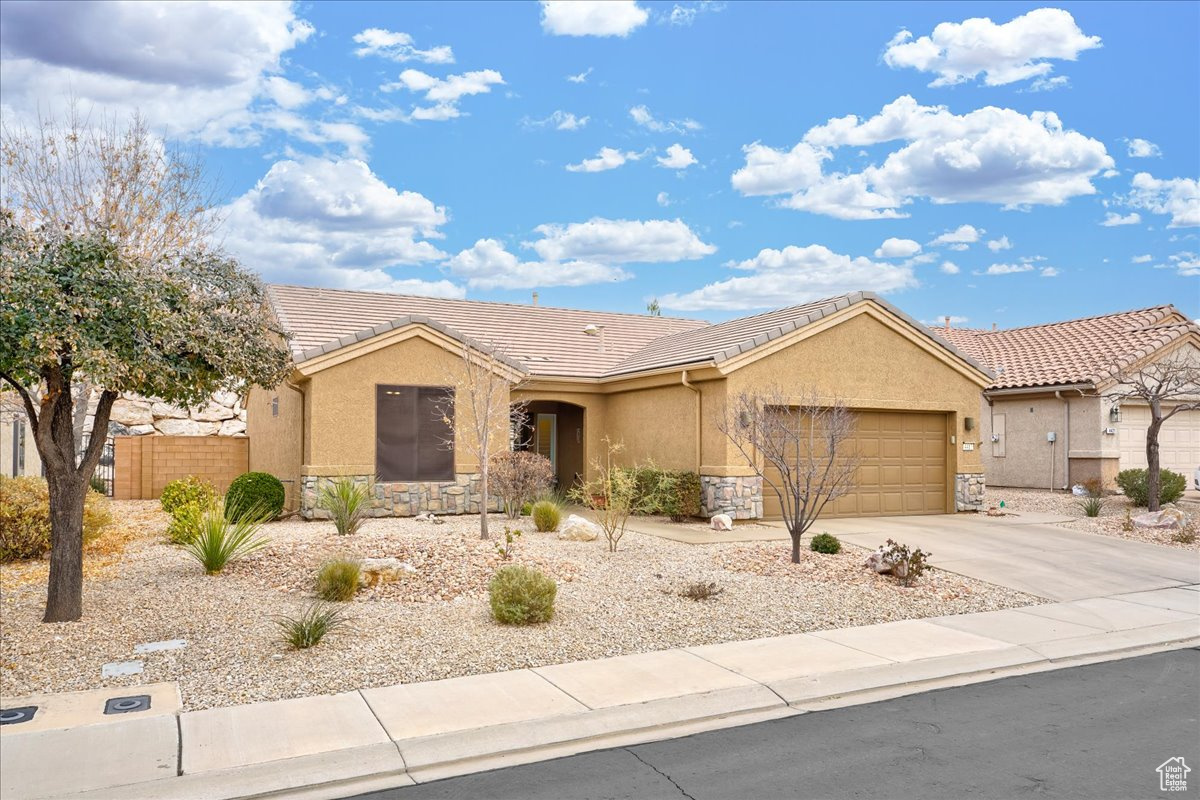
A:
[[808, 512, 1200, 601]]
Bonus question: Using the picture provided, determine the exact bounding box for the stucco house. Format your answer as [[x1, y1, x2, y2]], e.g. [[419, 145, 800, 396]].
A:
[[248, 286, 994, 520], [934, 305, 1200, 490]]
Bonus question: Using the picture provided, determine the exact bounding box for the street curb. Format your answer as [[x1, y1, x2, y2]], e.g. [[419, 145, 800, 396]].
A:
[[59, 631, 1200, 800]]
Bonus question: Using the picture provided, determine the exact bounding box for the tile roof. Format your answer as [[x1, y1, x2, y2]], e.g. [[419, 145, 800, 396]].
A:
[[929, 305, 1197, 390], [270, 285, 990, 382], [267, 284, 708, 378]]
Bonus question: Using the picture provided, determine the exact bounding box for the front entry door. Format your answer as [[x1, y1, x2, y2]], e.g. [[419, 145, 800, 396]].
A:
[[535, 413, 557, 474]]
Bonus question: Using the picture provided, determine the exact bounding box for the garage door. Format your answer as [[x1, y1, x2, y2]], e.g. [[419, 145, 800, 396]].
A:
[[1118, 405, 1200, 474], [762, 410, 947, 520]]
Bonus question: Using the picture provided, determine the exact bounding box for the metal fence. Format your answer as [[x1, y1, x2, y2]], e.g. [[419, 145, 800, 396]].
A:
[[80, 433, 115, 496]]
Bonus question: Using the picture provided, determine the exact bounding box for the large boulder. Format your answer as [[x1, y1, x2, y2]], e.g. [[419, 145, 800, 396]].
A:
[[710, 514, 734, 531], [1132, 508, 1187, 530], [359, 558, 416, 587], [150, 401, 189, 420], [155, 418, 219, 436], [557, 514, 600, 542], [110, 399, 154, 426], [191, 401, 236, 422], [864, 548, 892, 574]]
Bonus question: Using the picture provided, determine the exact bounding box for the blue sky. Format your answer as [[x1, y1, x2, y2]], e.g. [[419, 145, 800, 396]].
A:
[[1, 1, 1196, 327]]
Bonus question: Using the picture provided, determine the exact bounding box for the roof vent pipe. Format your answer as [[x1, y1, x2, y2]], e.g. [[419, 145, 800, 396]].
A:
[[532, 291, 539, 307], [944, 316, 951, 331], [992, 322, 998, 331]]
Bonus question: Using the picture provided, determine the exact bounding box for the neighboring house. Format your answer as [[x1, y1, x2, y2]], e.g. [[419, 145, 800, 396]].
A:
[[933, 305, 1200, 490], [1, 395, 41, 478], [250, 285, 993, 520]]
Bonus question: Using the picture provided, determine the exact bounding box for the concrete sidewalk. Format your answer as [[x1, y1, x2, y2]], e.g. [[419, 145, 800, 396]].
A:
[[3, 586, 1198, 800]]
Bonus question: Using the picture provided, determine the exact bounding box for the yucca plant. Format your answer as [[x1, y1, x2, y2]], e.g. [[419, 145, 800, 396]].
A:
[[1078, 496, 1104, 518], [184, 504, 270, 574], [318, 477, 373, 536], [277, 602, 348, 649]]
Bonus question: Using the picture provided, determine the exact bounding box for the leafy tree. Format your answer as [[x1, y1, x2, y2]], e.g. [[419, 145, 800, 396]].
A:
[[0, 112, 289, 622]]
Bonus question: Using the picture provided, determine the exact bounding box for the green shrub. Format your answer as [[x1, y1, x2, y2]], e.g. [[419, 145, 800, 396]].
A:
[[0, 476, 112, 562], [520, 502, 533, 516], [489, 564, 556, 625], [1078, 497, 1104, 518], [622, 468, 703, 520], [184, 505, 269, 574], [225, 471, 285, 522], [277, 602, 347, 649], [89, 475, 108, 495], [809, 532, 842, 554], [495, 526, 522, 560], [317, 477, 371, 535], [160, 475, 216, 515], [315, 559, 361, 601], [1115, 468, 1186, 507], [166, 498, 215, 544], [879, 539, 931, 587], [531, 500, 561, 532]]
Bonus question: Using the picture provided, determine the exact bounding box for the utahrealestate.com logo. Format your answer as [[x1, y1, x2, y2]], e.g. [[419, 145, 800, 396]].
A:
[[1158, 757, 1191, 792]]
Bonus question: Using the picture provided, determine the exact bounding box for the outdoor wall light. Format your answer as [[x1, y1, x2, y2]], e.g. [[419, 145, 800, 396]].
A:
[[738, 410, 752, 428], [964, 417, 976, 431], [1109, 405, 1121, 423]]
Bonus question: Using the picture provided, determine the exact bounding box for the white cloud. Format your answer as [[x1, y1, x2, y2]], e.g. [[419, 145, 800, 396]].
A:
[[1039, 266, 1060, 277], [1028, 75, 1070, 92], [874, 238, 922, 258], [352, 28, 454, 64], [566, 67, 594, 83], [657, 143, 697, 169], [665, 2, 725, 26], [1125, 138, 1162, 158], [526, 218, 715, 263], [0, 1, 339, 150], [218, 157, 457, 296], [447, 239, 629, 290], [659, 244, 916, 311], [540, 1, 648, 37], [565, 147, 644, 173], [1126, 173, 1200, 228], [940, 260, 961, 274], [668, 5, 697, 25], [986, 235, 1012, 252], [931, 224, 982, 247], [380, 68, 505, 121], [1101, 211, 1142, 227], [1132, 254, 1152, 263], [630, 105, 702, 134], [524, 110, 590, 131], [732, 96, 1112, 220], [981, 263, 1034, 275], [656, 191, 672, 207], [882, 8, 1101, 87], [1158, 251, 1199, 277]]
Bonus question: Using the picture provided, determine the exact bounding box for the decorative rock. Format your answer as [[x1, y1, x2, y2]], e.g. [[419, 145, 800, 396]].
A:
[[110, 399, 154, 427], [155, 418, 219, 436], [710, 514, 734, 531], [150, 401, 189, 419], [190, 401, 236, 422], [134, 639, 187, 653], [557, 514, 600, 542], [359, 558, 416, 587], [127, 424, 157, 436], [213, 391, 239, 409], [701, 475, 763, 520], [102, 660, 144, 677], [218, 419, 247, 436], [864, 548, 892, 574], [1132, 508, 1186, 530]]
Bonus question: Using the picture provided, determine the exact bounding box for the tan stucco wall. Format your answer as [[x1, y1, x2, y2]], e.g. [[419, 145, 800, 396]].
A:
[[247, 384, 304, 509], [304, 334, 507, 475], [605, 383, 697, 471]]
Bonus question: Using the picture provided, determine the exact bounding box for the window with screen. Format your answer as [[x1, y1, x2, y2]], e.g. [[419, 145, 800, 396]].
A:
[[375, 385, 455, 482]]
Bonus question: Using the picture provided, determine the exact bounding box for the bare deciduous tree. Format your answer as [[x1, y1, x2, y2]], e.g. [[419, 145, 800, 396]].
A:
[[1105, 352, 1200, 512], [440, 342, 527, 540], [717, 387, 860, 563]]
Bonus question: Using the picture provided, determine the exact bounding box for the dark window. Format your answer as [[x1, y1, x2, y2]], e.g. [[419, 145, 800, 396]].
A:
[[376, 385, 454, 482]]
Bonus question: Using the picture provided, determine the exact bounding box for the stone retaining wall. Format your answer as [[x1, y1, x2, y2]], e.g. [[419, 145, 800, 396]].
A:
[[701, 475, 763, 520], [300, 474, 502, 518], [955, 472, 985, 512]]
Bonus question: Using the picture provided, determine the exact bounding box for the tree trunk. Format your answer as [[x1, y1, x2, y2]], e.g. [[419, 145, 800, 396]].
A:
[[479, 468, 490, 540], [790, 531, 801, 563], [1146, 415, 1164, 513], [43, 468, 86, 622]]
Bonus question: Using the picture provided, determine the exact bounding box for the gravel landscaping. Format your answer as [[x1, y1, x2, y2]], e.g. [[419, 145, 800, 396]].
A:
[[983, 487, 1199, 550], [1, 502, 1040, 711]]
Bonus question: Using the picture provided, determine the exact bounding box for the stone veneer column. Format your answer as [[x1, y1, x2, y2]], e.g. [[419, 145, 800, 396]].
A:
[[700, 475, 763, 520], [300, 474, 499, 519], [954, 473, 985, 512]]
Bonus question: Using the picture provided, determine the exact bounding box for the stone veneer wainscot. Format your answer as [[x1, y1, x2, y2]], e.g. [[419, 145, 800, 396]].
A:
[[954, 472, 985, 512], [301, 474, 501, 518], [701, 475, 763, 520]]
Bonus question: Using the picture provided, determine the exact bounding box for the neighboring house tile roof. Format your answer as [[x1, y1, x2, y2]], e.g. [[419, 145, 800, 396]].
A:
[[267, 284, 708, 378], [270, 285, 989, 382], [929, 305, 1197, 390]]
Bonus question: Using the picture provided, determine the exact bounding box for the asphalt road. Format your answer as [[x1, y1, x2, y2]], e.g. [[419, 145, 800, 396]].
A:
[[352, 648, 1200, 800]]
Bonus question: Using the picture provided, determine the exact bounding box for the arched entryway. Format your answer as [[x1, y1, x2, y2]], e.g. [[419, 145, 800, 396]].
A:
[[514, 400, 585, 490]]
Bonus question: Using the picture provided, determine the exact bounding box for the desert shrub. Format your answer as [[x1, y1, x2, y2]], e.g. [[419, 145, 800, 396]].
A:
[[809, 532, 842, 554], [1171, 523, 1197, 545], [316, 559, 361, 601], [491, 451, 554, 519], [160, 475, 216, 515], [495, 526, 522, 560], [0, 476, 112, 562], [625, 468, 702, 520], [489, 564, 556, 625], [277, 602, 348, 649], [1078, 497, 1104, 518], [520, 502, 533, 516], [571, 438, 641, 552], [166, 497, 217, 544], [225, 471, 285, 522], [879, 538, 931, 587], [679, 581, 723, 601], [531, 500, 561, 532], [184, 505, 269, 574], [317, 477, 372, 535], [1081, 477, 1105, 498], [1115, 468, 1186, 507]]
